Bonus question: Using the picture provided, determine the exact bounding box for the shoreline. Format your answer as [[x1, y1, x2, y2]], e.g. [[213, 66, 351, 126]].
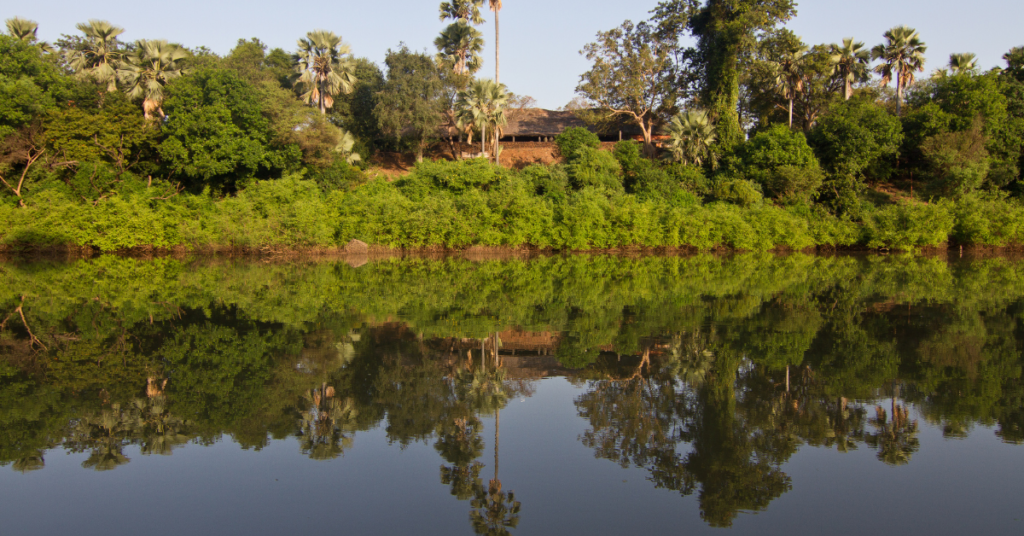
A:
[[2, 241, 1022, 263]]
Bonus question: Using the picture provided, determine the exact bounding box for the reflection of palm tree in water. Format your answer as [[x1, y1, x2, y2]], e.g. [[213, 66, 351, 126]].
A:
[[866, 382, 919, 465], [298, 383, 359, 460], [444, 334, 523, 535]]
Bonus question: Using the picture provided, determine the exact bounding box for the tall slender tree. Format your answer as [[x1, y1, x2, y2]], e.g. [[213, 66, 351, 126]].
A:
[[871, 25, 927, 116], [435, 22, 485, 77], [293, 30, 358, 115], [118, 40, 188, 119], [772, 45, 808, 128], [829, 38, 870, 100], [65, 20, 125, 92], [489, 0, 503, 84]]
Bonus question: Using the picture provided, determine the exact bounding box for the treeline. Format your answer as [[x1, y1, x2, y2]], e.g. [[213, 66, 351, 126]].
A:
[[1, 7, 1024, 251]]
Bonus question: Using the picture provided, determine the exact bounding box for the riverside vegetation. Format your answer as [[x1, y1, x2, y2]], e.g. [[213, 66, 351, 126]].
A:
[[2, 4, 1024, 252]]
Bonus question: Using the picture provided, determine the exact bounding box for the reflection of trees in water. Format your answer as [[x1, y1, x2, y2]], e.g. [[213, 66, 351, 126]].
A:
[[298, 384, 359, 460], [577, 335, 795, 527], [64, 390, 192, 470], [865, 385, 920, 466]]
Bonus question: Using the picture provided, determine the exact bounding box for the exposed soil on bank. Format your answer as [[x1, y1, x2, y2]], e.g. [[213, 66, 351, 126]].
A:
[[366, 141, 618, 177]]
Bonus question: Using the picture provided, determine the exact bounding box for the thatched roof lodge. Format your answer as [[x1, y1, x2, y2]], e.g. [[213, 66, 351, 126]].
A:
[[500, 109, 643, 142]]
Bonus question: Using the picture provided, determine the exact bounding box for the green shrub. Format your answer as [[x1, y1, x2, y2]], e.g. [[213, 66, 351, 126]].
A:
[[307, 160, 367, 192], [951, 194, 1024, 246], [713, 178, 763, 207], [861, 202, 955, 249], [809, 98, 903, 180], [735, 124, 825, 202], [666, 164, 711, 197], [520, 164, 569, 200], [555, 127, 600, 161], [568, 147, 623, 191]]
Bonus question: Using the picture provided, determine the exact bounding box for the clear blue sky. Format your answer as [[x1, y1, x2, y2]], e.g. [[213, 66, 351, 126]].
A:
[[10, 0, 1024, 109]]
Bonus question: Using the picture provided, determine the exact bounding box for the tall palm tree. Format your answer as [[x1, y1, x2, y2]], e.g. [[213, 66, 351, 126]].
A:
[[440, 0, 486, 24], [456, 79, 508, 164], [489, 0, 503, 84], [830, 38, 870, 100], [435, 22, 485, 77], [293, 30, 357, 115], [118, 39, 188, 120], [663, 110, 717, 167], [5, 17, 53, 53], [772, 45, 809, 128], [948, 52, 978, 75], [65, 20, 125, 92], [872, 26, 927, 116]]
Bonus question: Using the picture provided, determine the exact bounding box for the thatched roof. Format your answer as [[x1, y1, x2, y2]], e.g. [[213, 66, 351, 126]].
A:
[[503, 109, 589, 137], [502, 108, 645, 139]]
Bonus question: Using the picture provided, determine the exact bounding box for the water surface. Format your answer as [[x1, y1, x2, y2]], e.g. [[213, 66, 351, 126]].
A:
[[1, 254, 1022, 535]]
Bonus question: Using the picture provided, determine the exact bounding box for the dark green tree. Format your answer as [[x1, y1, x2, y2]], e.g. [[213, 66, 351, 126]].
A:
[[375, 45, 446, 162]]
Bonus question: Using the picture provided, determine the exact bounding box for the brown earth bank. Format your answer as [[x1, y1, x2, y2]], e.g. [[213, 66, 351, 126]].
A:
[[367, 140, 618, 177], [2, 241, 1022, 264]]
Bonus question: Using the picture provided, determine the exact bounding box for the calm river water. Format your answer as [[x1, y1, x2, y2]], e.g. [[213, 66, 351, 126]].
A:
[[0, 253, 1022, 535]]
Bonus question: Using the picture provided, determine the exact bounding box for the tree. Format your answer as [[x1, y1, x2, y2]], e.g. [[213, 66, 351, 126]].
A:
[[456, 78, 508, 163], [830, 38, 870, 100], [1003, 46, 1024, 83], [158, 68, 299, 190], [292, 30, 357, 115], [772, 45, 808, 128], [64, 20, 125, 93], [5, 17, 53, 52], [948, 53, 978, 75], [576, 20, 677, 153], [375, 46, 446, 162], [871, 26, 927, 116], [440, 0, 486, 24], [489, 0, 503, 84], [435, 22, 484, 77], [118, 39, 188, 120], [652, 0, 797, 147], [663, 110, 716, 166]]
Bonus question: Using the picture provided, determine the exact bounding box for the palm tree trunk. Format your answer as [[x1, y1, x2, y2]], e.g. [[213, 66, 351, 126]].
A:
[[495, 9, 500, 84], [788, 98, 794, 128], [845, 79, 852, 100], [494, 407, 500, 482], [481, 123, 487, 155], [896, 78, 903, 116]]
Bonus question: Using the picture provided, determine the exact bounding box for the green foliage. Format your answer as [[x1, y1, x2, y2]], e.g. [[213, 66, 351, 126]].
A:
[[306, 159, 367, 193], [733, 124, 824, 202], [861, 202, 955, 249], [809, 98, 903, 180], [713, 178, 763, 207], [159, 68, 299, 191], [375, 46, 445, 162], [554, 127, 599, 161], [951, 194, 1024, 246], [920, 120, 990, 197], [567, 147, 623, 191]]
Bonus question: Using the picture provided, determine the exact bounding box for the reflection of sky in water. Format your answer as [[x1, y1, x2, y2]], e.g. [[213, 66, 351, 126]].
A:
[[1, 377, 1021, 536]]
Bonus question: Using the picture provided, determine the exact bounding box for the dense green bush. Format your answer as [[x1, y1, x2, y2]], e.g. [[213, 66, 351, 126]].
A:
[[568, 147, 623, 191], [555, 127, 600, 160], [861, 202, 955, 249], [951, 194, 1024, 246], [713, 178, 763, 207], [809, 98, 903, 180], [733, 124, 825, 202]]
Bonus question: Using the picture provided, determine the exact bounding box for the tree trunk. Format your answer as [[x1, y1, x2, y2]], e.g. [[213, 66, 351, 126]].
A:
[[481, 123, 487, 156], [788, 98, 794, 128], [896, 77, 903, 116], [845, 79, 852, 100], [495, 10, 500, 84]]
